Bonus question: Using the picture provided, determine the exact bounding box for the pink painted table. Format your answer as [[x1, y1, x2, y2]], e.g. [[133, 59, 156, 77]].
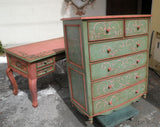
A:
[[5, 37, 65, 107]]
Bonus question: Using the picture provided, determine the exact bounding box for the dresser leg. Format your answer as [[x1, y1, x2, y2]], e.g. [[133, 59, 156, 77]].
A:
[[6, 68, 18, 95], [29, 78, 38, 107], [89, 117, 93, 124]]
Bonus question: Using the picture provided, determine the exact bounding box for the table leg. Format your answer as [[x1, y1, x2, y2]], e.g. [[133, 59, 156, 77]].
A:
[[28, 78, 38, 107], [6, 68, 18, 95]]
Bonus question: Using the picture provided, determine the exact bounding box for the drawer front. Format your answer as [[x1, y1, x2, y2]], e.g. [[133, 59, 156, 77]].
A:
[[88, 20, 123, 41], [91, 52, 147, 81], [89, 36, 148, 62], [36, 57, 55, 68], [125, 19, 148, 36], [92, 67, 147, 98], [37, 64, 55, 77], [93, 81, 146, 114], [9, 55, 28, 73]]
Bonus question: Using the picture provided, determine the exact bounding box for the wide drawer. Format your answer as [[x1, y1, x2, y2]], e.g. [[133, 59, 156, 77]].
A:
[[125, 19, 148, 36], [36, 57, 55, 68], [92, 67, 147, 98], [88, 20, 124, 41], [89, 36, 148, 62], [37, 64, 55, 77], [93, 81, 146, 114], [91, 52, 147, 81], [9, 55, 28, 74]]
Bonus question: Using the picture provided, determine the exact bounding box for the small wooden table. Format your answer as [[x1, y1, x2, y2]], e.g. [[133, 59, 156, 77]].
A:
[[5, 37, 65, 107]]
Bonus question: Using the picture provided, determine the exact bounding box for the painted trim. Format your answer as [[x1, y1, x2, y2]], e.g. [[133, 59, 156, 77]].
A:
[[68, 67, 87, 112], [61, 15, 151, 21], [87, 19, 124, 42], [64, 24, 84, 70]]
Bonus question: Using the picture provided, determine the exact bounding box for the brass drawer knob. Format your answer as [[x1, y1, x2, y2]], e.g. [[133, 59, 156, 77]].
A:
[[136, 60, 140, 64], [135, 90, 139, 94], [107, 49, 111, 53], [108, 67, 111, 72], [108, 85, 112, 89], [137, 43, 140, 47], [137, 26, 140, 30], [136, 76, 139, 79], [106, 28, 110, 33], [108, 101, 112, 105]]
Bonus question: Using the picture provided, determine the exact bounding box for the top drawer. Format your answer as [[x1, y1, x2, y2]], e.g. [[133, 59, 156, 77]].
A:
[[88, 20, 124, 41], [125, 19, 148, 36]]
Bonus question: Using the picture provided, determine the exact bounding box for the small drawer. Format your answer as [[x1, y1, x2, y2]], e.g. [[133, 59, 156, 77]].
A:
[[88, 20, 124, 41], [36, 57, 55, 68], [89, 36, 148, 62], [91, 52, 147, 81], [125, 19, 148, 36], [9, 55, 28, 73], [93, 81, 146, 114], [37, 64, 55, 77], [92, 67, 147, 98]]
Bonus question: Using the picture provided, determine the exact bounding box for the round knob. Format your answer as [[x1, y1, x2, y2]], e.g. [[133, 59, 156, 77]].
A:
[[108, 85, 112, 89], [108, 67, 111, 72], [137, 26, 140, 30], [136, 60, 140, 64], [135, 90, 139, 94], [107, 49, 111, 53], [136, 76, 139, 79], [109, 101, 112, 105], [106, 28, 110, 33], [137, 43, 140, 47], [44, 61, 47, 64]]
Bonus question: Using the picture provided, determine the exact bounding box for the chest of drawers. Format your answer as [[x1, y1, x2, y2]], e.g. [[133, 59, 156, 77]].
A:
[[62, 15, 151, 123]]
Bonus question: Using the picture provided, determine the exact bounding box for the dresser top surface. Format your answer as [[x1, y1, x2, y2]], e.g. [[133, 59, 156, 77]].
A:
[[5, 37, 65, 63], [62, 15, 151, 21]]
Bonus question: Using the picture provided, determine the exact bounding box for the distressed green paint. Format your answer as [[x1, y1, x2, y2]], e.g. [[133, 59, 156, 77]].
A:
[[91, 52, 147, 80], [92, 67, 147, 98], [93, 81, 146, 114], [90, 36, 148, 61], [66, 26, 82, 67], [37, 65, 55, 77], [88, 20, 123, 41], [70, 69, 86, 108], [125, 19, 148, 36]]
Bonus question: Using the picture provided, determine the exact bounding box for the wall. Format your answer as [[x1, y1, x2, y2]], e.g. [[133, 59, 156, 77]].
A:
[[0, 0, 106, 47]]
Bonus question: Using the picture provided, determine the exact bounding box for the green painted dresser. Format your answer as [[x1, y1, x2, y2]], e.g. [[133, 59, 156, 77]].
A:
[[62, 15, 151, 123]]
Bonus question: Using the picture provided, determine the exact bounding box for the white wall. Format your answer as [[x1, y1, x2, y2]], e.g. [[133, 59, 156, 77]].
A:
[[0, 0, 106, 47]]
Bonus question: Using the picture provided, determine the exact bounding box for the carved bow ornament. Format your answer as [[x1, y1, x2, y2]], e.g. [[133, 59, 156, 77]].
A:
[[65, 0, 96, 16]]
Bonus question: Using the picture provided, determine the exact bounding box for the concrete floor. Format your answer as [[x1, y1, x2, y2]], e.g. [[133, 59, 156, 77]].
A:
[[0, 59, 160, 127]]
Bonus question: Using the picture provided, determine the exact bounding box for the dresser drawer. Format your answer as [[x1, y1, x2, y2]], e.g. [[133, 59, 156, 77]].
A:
[[92, 67, 147, 98], [91, 52, 147, 81], [125, 19, 148, 36], [37, 64, 55, 77], [88, 20, 124, 41], [93, 81, 146, 114], [9, 55, 28, 73], [36, 57, 55, 68], [89, 36, 148, 62]]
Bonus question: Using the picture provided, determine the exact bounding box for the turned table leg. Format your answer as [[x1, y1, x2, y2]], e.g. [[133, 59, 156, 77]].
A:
[[29, 78, 38, 107], [6, 68, 18, 95]]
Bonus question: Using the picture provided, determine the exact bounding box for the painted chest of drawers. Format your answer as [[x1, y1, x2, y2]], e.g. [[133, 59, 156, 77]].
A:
[[62, 15, 151, 123]]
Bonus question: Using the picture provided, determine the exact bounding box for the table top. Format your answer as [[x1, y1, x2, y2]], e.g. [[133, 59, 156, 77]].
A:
[[5, 37, 65, 63]]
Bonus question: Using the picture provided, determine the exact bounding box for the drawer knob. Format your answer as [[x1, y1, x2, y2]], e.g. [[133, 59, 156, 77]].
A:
[[109, 101, 112, 105], [107, 49, 111, 53], [137, 43, 140, 47], [106, 28, 110, 33], [136, 60, 140, 64], [44, 69, 48, 73], [136, 76, 139, 79], [108, 85, 112, 89], [108, 67, 111, 72], [137, 26, 140, 30], [44, 61, 47, 64], [135, 90, 139, 94]]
